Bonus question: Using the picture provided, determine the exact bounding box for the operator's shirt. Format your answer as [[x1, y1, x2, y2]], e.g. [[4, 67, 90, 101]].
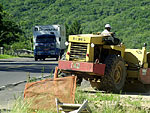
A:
[[101, 29, 111, 36]]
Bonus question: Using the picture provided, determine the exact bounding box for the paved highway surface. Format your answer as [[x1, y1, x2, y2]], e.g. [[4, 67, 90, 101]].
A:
[[0, 57, 58, 110], [0, 58, 57, 86]]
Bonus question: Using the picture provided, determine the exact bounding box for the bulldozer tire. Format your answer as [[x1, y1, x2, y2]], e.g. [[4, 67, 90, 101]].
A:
[[144, 84, 150, 93], [90, 81, 102, 90], [101, 55, 126, 93]]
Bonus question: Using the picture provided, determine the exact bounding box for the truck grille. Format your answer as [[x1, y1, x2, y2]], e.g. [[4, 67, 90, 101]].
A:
[[36, 46, 45, 50], [70, 43, 87, 61]]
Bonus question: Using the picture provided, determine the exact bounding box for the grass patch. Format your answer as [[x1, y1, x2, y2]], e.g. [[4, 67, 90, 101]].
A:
[[9, 87, 150, 113], [18, 54, 34, 58], [0, 54, 18, 59], [75, 89, 150, 113], [10, 97, 56, 113], [0, 54, 34, 59]]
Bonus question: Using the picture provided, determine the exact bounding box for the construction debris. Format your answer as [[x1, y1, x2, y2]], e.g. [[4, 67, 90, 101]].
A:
[[55, 98, 92, 113]]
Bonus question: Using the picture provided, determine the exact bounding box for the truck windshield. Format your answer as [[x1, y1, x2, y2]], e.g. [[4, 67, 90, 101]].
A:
[[36, 35, 56, 43]]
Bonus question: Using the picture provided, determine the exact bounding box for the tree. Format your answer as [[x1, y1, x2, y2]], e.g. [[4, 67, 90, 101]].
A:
[[69, 20, 82, 35], [0, 4, 3, 35], [65, 20, 82, 40], [65, 23, 69, 40], [0, 4, 23, 46]]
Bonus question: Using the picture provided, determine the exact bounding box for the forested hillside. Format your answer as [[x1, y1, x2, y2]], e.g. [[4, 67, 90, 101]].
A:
[[0, 0, 150, 48]]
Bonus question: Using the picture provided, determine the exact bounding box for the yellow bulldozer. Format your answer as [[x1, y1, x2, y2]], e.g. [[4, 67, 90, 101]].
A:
[[58, 33, 150, 93]]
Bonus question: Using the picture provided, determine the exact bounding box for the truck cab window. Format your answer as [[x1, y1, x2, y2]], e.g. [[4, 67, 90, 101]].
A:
[[34, 27, 38, 31], [36, 35, 56, 43]]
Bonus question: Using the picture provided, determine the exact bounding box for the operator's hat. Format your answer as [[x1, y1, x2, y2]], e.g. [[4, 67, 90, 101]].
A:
[[105, 24, 111, 28]]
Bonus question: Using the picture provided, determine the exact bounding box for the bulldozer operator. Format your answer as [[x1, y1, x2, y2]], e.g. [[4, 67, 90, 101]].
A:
[[101, 24, 112, 36], [101, 24, 120, 45]]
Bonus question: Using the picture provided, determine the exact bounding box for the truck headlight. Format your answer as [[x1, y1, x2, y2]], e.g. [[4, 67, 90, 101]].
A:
[[91, 43, 95, 48], [65, 41, 69, 46]]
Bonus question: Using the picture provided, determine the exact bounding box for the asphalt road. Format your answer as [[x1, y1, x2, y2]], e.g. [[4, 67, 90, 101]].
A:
[[0, 57, 58, 110], [0, 57, 58, 87]]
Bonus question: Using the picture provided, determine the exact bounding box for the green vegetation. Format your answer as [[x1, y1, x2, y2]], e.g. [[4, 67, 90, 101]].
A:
[[8, 89, 150, 113], [10, 97, 55, 113], [66, 20, 83, 38], [0, 0, 150, 49], [0, 4, 24, 47], [0, 54, 17, 59], [75, 89, 148, 113], [26, 69, 54, 83]]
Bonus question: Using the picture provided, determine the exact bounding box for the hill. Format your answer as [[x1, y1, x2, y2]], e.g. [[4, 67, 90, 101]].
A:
[[0, 0, 150, 48]]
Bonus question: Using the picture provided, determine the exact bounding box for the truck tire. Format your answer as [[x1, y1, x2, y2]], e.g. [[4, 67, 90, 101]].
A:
[[92, 55, 126, 93], [35, 57, 38, 61], [56, 56, 59, 61]]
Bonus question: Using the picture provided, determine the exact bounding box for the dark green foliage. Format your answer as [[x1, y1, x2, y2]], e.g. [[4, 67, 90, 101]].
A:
[[0, 4, 2, 23], [69, 20, 82, 35], [0, 4, 3, 36], [1, 0, 150, 49], [65, 20, 82, 39], [0, 4, 24, 46]]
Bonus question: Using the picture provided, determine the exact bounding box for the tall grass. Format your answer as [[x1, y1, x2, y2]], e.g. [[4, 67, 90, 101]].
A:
[[10, 97, 56, 113]]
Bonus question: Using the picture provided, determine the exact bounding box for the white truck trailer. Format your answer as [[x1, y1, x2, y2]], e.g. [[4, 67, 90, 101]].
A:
[[33, 25, 66, 61]]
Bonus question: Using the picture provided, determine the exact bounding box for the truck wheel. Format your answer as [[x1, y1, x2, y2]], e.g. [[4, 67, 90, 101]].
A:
[[35, 57, 38, 61], [101, 55, 126, 93], [56, 56, 59, 61]]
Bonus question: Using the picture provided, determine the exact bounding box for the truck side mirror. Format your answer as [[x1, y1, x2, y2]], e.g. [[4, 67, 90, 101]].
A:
[[59, 37, 61, 41], [34, 27, 38, 31]]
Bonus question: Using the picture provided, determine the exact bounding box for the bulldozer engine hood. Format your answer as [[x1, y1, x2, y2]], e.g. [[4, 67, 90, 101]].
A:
[[69, 34, 105, 44]]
